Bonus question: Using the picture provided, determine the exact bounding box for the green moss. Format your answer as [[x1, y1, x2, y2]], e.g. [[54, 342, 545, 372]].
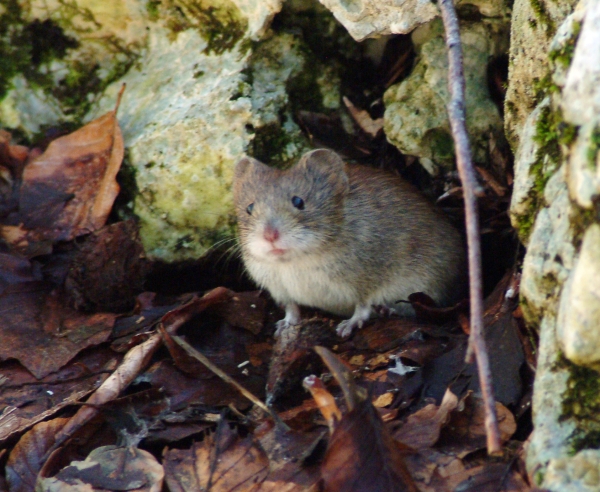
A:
[[0, 1, 80, 100], [146, 0, 161, 21], [424, 128, 455, 162], [151, 0, 247, 55], [556, 354, 600, 453], [529, 0, 555, 33], [549, 20, 582, 68], [0, 0, 140, 128], [286, 67, 324, 114], [514, 105, 579, 244], [532, 74, 559, 104], [587, 126, 600, 169], [248, 121, 305, 167]]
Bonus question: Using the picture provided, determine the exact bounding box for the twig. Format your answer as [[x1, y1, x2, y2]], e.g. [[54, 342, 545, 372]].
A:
[[438, 0, 502, 454], [166, 331, 287, 427]]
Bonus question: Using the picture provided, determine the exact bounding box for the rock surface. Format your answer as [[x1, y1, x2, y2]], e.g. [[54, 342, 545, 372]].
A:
[[504, 0, 579, 150], [384, 17, 508, 175], [508, 0, 600, 488], [318, 0, 439, 40]]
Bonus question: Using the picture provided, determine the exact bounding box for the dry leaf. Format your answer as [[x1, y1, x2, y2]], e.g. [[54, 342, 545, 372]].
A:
[[321, 398, 418, 492], [394, 389, 459, 450], [40, 445, 164, 492], [164, 422, 268, 491], [6, 417, 69, 492], [0, 285, 116, 379], [2, 108, 124, 255]]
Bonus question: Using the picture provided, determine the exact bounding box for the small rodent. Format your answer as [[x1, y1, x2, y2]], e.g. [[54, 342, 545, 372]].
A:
[[233, 149, 466, 338]]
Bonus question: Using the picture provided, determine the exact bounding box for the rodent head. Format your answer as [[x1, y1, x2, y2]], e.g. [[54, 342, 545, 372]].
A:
[[233, 149, 349, 262]]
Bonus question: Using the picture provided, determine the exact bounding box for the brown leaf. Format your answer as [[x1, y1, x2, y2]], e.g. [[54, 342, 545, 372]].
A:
[[164, 422, 268, 491], [210, 290, 267, 334], [0, 285, 116, 379], [5, 417, 69, 492], [438, 392, 516, 452], [64, 220, 147, 312], [447, 462, 531, 492], [42, 445, 164, 492], [321, 398, 418, 492], [3, 109, 123, 254], [343, 97, 384, 138], [394, 389, 459, 450], [0, 348, 118, 444]]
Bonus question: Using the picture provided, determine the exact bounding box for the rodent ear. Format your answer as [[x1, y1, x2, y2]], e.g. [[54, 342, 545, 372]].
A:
[[297, 149, 348, 193], [234, 156, 266, 181], [298, 149, 346, 174]]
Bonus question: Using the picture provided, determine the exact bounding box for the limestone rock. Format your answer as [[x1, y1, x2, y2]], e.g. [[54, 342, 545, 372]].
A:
[[504, 0, 579, 150], [519, 165, 575, 326], [508, 0, 600, 485], [566, 121, 600, 210], [561, 0, 600, 126], [317, 0, 439, 41], [526, 315, 575, 475], [557, 224, 600, 370], [383, 18, 507, 175], [509, 98, 549, 244], [545, 450, 600, 492]]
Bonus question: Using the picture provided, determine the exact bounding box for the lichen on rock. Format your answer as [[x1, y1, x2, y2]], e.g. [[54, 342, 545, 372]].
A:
[[384, 16, 508, 175]]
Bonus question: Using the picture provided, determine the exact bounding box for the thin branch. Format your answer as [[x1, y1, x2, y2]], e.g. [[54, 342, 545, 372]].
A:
[[438, 0, 502, 454]]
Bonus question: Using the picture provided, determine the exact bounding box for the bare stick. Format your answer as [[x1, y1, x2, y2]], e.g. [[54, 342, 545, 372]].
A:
[[167, 331, 288, 429], [438, 0, 501, 454]]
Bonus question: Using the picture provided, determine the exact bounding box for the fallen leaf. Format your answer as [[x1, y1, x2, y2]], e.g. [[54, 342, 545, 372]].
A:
[[0, 284, 116, 379], [164, 421, 268, 491], [41, 445, 164, 492], [0, 348, 119, 444], [321, 398, 418, 492], [6, 417, 69, 492], [343, 96, 384, 138], [2, 107, 124, 255], [64, 220, 147, 312], [438, 392, 517, 452], [394, 389, 459, 449]]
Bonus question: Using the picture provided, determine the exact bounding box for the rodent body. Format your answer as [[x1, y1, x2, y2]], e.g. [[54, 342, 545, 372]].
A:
[[233, 149, 466, 337]]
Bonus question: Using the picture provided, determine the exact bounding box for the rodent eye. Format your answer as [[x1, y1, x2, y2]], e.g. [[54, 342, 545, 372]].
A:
[[291, 196, 304, 210], [246, 203, 254, 215]]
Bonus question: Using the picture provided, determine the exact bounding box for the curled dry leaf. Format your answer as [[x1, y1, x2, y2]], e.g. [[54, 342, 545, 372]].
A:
[[303, 375, 342, 432], [321, 398, 418, 492], [394, 389, 459, 449], [1, 107, 124, 256], [313, 347, 418, 492], [48, 287, 233, 457], [343, 96, 384, 138], [39, 445, 164, 492], [6, 417, 69, 492], [164, 422, 268, 492], [0, 348, 118, 443]]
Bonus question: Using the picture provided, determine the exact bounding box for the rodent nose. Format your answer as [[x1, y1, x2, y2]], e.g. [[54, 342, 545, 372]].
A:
[[263, 225, 280, 243]]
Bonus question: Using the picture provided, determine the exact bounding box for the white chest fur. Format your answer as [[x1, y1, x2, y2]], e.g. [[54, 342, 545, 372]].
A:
[[245, 253, 357, 316]]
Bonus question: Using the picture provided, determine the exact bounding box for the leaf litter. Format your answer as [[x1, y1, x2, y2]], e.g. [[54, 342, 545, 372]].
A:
[[0, 91, 534, 491]]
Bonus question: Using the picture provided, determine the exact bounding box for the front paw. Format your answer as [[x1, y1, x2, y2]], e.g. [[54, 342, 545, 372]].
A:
[[275, 319, 291, 337], [336, 318, 364, 338]]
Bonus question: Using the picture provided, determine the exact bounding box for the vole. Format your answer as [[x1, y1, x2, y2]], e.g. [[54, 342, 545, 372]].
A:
[[233, 149, 466, 338]]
